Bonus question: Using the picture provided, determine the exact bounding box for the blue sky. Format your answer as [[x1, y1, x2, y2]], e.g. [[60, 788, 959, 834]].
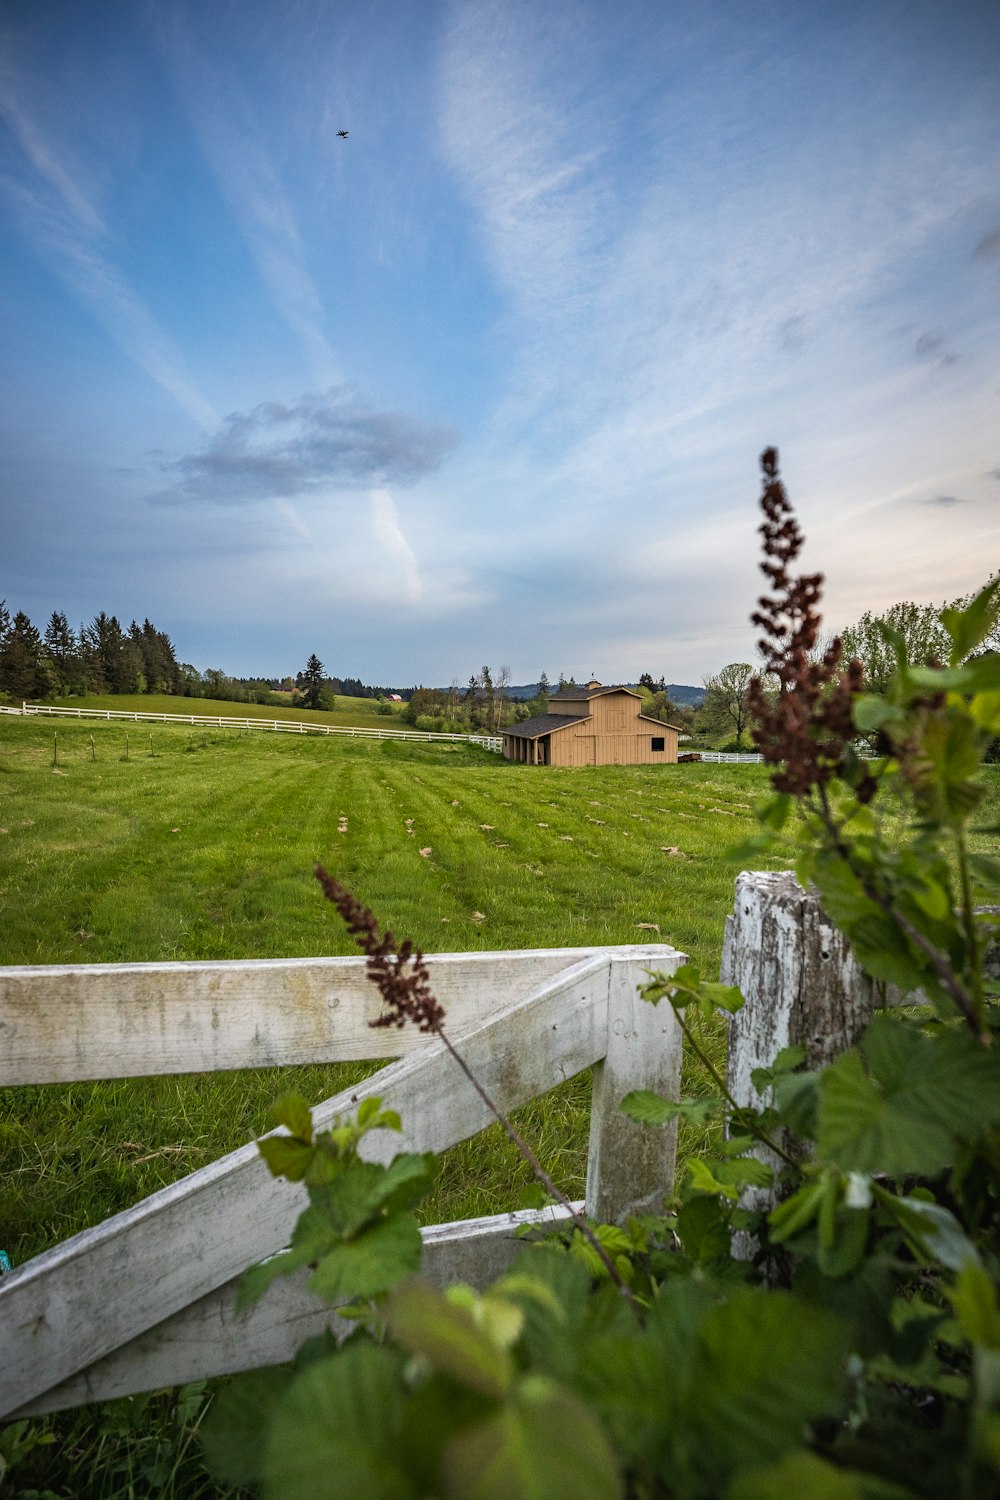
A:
[[2, 0, 999, 687]]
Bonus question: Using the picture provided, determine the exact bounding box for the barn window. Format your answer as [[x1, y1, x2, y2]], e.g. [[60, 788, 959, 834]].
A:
[[651, 736, 665, 751]]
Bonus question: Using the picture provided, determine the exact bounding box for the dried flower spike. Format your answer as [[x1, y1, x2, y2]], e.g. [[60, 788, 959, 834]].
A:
[[314, 864, 445, 1033], [748, 449, 874, 802]]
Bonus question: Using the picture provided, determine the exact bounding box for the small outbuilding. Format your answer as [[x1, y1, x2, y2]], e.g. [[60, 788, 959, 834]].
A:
[[502, 681, 680, 766]]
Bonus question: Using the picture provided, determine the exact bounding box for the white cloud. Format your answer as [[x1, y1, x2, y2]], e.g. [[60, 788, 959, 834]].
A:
[[370, 489, 423, 603]]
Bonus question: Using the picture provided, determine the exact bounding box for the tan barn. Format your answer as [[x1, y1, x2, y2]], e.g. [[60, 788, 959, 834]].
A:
[[502, 682, 680, 767]]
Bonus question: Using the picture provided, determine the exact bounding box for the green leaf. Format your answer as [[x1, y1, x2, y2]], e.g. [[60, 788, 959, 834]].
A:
[[876, 1193, 980, 1273], [940, 576, 1000, 665], [950, 1261, 1000, 1348], [768, 1181, 825, 1243], [645, 1285, 850, 1492], [713, 1156, 774, 1192], [200, 1367, 293, 1486], [817, 1017, 1000, 1175], [442, 1375, 622, 1500], [312, 1154, 436, 1236], [756, 792, 793, 831], [238, 1250, 304, 1310], [356, 1096, 383, 1128], [258, 1134, 315, 1182], [971, 690, 1000, 732], [308, 1212, 423, 1300], [619, 1090, 722, 1128], [386, 1279, 514, 1398], [729, 1449, 919, 1499], [700, 981, 745, 1013], [270, 1093, 314, 1142], [263, 1343, 416, 1500], [677, 1194, 732, 1262], [772, 1070, 819, 1137], [853, 696, 904, 733], [751, 1044, 807, 1094], [687, 1157, 740, 1199], [817, 1205, 870, 1279]]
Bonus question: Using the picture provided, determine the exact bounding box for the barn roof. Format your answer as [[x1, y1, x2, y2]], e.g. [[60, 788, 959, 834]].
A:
[[502, 713, 587, 739], [548, 684, 642, 703]]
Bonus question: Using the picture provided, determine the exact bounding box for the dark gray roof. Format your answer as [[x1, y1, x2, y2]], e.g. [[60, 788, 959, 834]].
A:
[[548, 684, 641, 703], [502, 713, 587, 739]]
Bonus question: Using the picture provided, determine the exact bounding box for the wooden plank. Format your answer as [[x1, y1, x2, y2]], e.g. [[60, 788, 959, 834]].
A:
[[14, 1203, 581, 1416], [0, 945, 675, 1084], [586, 953, 685, 1223], [0, 953, 612, 1417]]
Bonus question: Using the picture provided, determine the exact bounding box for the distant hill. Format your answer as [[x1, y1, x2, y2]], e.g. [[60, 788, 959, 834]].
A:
[[502, 681, 704, 705]]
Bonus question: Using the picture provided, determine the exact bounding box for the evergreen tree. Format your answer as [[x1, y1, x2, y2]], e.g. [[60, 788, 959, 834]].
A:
[[44, 611, 80, 695], [0, 612, 56, 701], [300, 654, 326, 710]]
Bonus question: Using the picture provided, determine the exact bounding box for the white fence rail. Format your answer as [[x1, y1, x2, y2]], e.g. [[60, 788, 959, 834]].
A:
[[692, 750, 764, 763], [0, 942, 685, 1419], [5, 702, 503, 753]]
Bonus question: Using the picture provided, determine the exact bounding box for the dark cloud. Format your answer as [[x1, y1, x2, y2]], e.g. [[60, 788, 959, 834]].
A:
[[775, 314, 807, 354], [973, 227, 1000, 261], [914, 331, 945, 359], [152, 386, 457, 504], [913, 331, 959, 367], [921, 494, 966, 507]]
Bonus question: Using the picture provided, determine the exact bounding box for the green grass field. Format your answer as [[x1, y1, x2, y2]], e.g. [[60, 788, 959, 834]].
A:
[[24, 689, 410, 732], [2, 710, 997, 1496]]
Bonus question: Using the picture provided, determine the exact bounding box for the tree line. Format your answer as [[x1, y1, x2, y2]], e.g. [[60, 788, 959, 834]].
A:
[[0, 604, 405, 709], [0, 604, 183, 702], [697, 573, 1000, 750]]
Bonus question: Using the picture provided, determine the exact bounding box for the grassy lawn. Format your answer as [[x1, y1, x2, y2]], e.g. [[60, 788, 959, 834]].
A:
[[24, 690, 411, 733]]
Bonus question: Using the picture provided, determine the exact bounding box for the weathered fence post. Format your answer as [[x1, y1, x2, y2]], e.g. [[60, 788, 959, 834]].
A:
[[722, 870, 877, 1108], [586, 951, 685, 1224], [720, 871, 878, 1256]]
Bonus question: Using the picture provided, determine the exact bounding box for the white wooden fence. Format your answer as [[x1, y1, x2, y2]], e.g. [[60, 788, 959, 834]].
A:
[[5, 702, 503, 754], [0, 942, 685, 1420], [3, 873, 966, 1422]]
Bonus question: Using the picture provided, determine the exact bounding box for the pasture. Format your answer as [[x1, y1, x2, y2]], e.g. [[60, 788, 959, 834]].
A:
[[25, 690, 409, 732]]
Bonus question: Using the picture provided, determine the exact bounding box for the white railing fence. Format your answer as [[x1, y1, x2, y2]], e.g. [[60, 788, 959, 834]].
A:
[[0, 942, 685, 1419], [7, 702, 503, 754], [1, 872, 948, 1421]]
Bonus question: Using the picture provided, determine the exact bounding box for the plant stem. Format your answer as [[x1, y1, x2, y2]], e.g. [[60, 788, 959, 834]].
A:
[[435, 1028, 638, 1304], [672, 1006, 802, 1172]]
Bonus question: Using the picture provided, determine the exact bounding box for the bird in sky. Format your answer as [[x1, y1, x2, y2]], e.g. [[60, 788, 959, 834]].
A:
[[337, 129, 349, 139]]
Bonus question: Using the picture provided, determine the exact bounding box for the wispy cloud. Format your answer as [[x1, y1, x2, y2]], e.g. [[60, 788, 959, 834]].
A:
[[370, 489, 422, 602], [922, 494, 967, 507], [0, 55, 105, 235], [974, 227, 1000, 260], [153, 386, 456, 504], [152, 5, 339, 383], [0, 35, 218, 428]]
